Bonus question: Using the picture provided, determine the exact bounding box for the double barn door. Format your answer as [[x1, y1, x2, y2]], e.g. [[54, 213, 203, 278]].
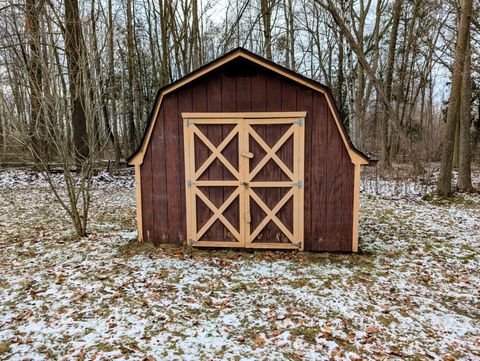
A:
[[183, 112, 305, 249]]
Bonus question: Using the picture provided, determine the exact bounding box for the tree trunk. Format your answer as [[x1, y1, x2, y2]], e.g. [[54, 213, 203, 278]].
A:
[[126, 0, 137, 153], [335, 15, 346, 122], [437, 0, 473, 195], [91, 0, 113, 157], [261, 0, 273, 60], [288, 0, 295, 70], [457, 40, 473, 191], [108, 0, 122, 165], [379, 0, 402, 169], [64, 0, 89, 164], [452, 119, 460, 169], [26, 0, 46, 158], [191, 0, 201, 70], [159, 0, 170, 85], [145, 0, 159, 85]]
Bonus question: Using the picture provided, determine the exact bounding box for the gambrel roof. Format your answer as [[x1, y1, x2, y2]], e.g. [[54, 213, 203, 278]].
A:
[[128, 47, 369, 166]]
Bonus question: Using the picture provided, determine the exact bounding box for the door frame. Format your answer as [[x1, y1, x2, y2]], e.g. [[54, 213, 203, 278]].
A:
[[182, 112, 306, 250]]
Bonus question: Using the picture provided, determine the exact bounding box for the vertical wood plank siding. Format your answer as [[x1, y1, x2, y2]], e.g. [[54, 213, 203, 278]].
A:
[[140, 60, 355, 250], [152, 106, 168, 242]]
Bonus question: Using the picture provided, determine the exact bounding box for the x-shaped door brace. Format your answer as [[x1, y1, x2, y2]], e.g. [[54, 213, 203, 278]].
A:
[[247, 124, 295, 182], [192, 124, 240, 181], [194, 187, 241, 241], [249, 187, 295, 243]]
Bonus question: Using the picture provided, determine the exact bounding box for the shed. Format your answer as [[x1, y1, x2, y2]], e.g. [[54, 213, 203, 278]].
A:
[[128, 48, 369, 252]]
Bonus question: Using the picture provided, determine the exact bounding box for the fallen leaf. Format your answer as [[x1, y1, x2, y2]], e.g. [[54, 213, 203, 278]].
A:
[[270, 329, 283, 337], [77, 350, 86, 361], [364, 324, 380, 334], [71, 291, 87, 301], [19, 310, 33, 320], [254, 337, 265, 345], [322, 325, 332, 335]]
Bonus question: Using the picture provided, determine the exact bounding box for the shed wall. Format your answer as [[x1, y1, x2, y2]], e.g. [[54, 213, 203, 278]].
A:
[[140, 59, 354, 251]]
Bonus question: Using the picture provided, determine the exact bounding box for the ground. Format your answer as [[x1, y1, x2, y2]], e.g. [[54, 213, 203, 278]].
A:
[[0, 169, 479, 360]]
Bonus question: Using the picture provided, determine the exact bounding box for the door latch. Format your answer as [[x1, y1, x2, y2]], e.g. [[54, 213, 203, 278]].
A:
[[241, 151, 254, 158]]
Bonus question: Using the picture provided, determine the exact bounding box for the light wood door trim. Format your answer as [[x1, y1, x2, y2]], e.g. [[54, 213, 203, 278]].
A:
[[183, 113, 305, 249], [183, 112, 307, 119]]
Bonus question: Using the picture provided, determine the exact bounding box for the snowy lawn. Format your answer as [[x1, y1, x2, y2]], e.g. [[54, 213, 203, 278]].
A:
[[0, 170, 479, 360]]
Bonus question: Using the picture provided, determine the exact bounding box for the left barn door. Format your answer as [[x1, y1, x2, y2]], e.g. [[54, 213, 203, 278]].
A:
[[183, 116, 246, 247]]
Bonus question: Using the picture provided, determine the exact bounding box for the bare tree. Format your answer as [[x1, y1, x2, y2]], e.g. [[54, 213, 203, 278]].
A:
[[108, 0, 122, 165], [319, 0, 422, 170], [0, 0, 477, 198], [437, 0, 473, 195], [260, 0, 273, 60], [379, 0, 402, 169], [0, 0, 102, 236], [64, 0, 89, 164], [458, 40, 473, 191]]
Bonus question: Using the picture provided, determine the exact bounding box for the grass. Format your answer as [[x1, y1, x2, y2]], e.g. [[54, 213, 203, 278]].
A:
[[1, 173, 479, 360]]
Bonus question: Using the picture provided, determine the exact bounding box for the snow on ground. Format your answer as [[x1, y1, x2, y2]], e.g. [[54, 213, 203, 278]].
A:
[[0, 169, 479, 360]]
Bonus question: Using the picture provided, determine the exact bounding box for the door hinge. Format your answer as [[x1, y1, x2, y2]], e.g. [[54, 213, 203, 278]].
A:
[[292, 180, 303, 188], [187, 180, 195, 188], [185, 119, 193, 127], [294, 119, 304, 126], [294, 242, 302, 248], [187, 239, 197, 246]]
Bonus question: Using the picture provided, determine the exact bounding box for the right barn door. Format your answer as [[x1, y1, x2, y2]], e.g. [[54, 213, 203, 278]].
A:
[[244, 115, 305, 250]]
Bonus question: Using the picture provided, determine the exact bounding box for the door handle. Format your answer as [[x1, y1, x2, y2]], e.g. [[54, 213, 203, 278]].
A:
[[241, 151, 254, 158], [240, 182, 249, 187]]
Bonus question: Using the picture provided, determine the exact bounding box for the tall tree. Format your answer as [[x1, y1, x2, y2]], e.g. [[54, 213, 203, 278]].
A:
[[437, 0, 473, 195], [64, 0, 89, 163], [159, 0, 170, 85], [379, 0, 402, 169], [320, 0, 421, 171], [191, 0, 201, 69], [457, 40, 473, 191], [126, 0, 137, 153], [108, 0, 122, 165], [261, 0, 273, 60], [25, 0, 45, 156]]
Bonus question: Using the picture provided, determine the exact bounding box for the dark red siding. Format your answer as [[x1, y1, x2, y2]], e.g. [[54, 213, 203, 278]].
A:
[[140, 58, 355, 250]]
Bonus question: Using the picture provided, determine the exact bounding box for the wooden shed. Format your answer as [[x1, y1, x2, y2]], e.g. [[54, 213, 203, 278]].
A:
[[128, 48, 369, 252]]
